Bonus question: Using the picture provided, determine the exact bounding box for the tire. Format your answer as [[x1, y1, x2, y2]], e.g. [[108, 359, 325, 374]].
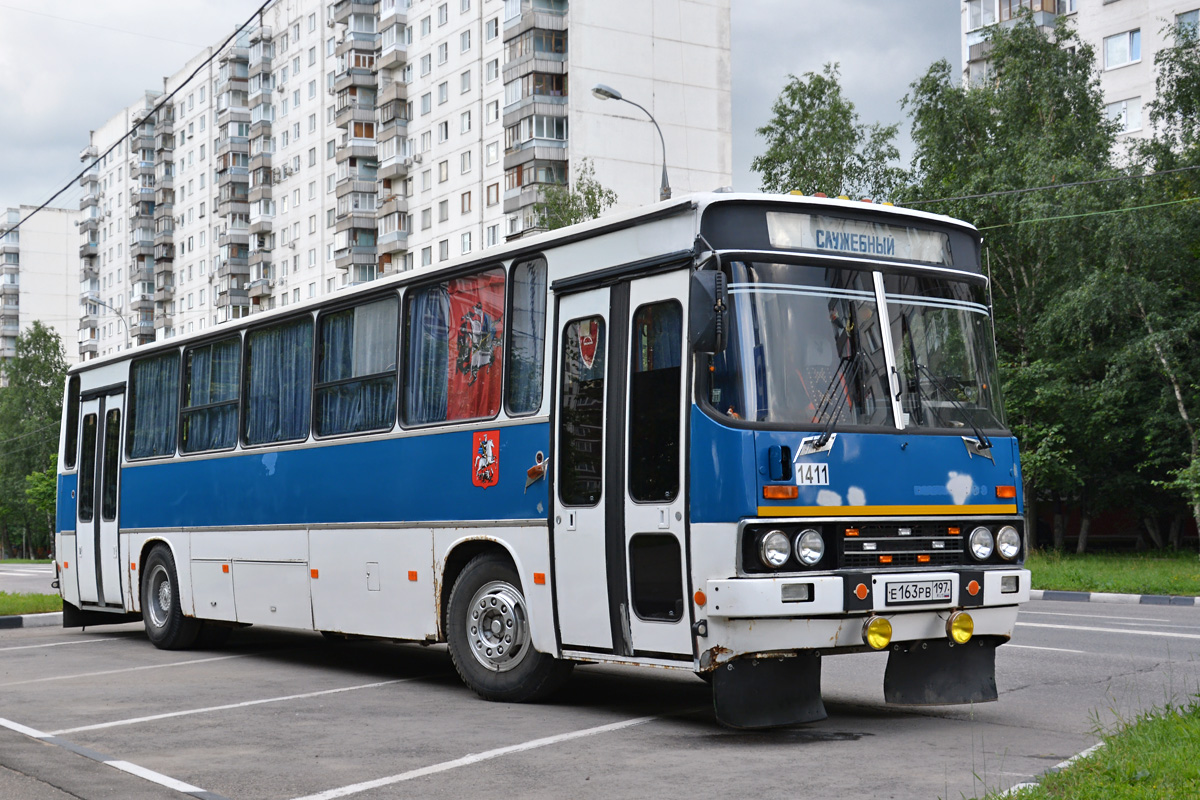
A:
[[446, 554, 572, 702], [141, 545, 200, 650]]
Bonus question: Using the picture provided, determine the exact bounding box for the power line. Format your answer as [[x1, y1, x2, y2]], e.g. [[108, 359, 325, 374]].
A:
[[977, 195, 1200, 230], [0, 0, 274, 242], [0, 423, 59, 448], [903, 164, 1200, 206], [0, 2, 208, 48]]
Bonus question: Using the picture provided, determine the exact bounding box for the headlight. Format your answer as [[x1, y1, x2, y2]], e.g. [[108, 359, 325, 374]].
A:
[[997, 526, 1021, 560], [969, 526, 994, 560], [759, 530, 791, 568], [795, 529, 824, 566]]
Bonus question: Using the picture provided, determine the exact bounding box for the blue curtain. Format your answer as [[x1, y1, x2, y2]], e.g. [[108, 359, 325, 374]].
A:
[[506, 259, 547, 414], [130, 353, 179, 458], [634, 303, 682, 372], [182, 337, 240, 451], [404, 286, 450, 424], [246, 318, 313, 444], [316, 298, 398, 435]]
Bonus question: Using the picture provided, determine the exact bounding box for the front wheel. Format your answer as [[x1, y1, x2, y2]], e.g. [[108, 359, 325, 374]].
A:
[[446, 554, 572, 702], [141, 545, 200, 650]]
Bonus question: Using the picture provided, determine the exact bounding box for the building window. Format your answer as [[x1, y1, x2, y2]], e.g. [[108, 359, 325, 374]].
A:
[[486, 141, 499, 164], [421, 92, 432, 114], [461, 111, 472, 134], [486, 182, 499, 206], [1179, 10, 1199, 34], [486, 59, 499, 83], [461, 150, 472, 173], [486, 100, 499, 124], [421, 16, 431, 37], [461, 70, 471, 94], [461, 232, 472, 254], [420, 54, 432, 75], [422, 208, 432, 229], [1106, 97, 1142, 133], [421, 246, 432, 265], [439, 199, 449, 221], [438, 82, 449, 104], [438, 239, 449, 261], [1104, 29, 1141, 69], [438, 121, 449, 142], [438, 43, 448, 64], [461, 30, 471, 52], [486, 18, 499, 41], [486, 223, 499, 247], [438, 3, 448, 25], [461, 191, 472, 213], [439, 160, 449, 182]]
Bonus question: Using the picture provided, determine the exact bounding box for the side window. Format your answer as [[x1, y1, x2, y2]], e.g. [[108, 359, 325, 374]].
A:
[[64, 376, 80, 469], [505, 257, 547, 415], [182, 336, 241, 452], [78, 414, 97, 522], [316, 296, 398, 436], [558, 316, 606, 506], [628, 302, 682, 502], [101, 409, 120, 521], [128, 352, 181, 459], [245, 317, 314, 445], [404, 268, 505, 425]]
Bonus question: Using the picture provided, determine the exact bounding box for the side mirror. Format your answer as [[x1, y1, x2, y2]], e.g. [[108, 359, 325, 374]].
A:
[[689, 268, 727, 353]]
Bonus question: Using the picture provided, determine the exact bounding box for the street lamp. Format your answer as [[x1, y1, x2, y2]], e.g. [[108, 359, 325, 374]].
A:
[[92, 295, 131, 350], [592, 83, 672, 202]]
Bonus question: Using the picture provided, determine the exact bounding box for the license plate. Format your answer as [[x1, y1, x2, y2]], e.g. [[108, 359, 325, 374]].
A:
[[885, 579, 953, 605]]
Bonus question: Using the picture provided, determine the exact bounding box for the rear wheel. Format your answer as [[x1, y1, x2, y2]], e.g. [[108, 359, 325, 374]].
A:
[[141, 545, 200, 650], [446, 554, 572, 702]]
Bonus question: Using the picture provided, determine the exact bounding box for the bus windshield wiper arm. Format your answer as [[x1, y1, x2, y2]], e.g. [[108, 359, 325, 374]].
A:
[[813, 352, 860, 449], [914, 361, 992, 451]]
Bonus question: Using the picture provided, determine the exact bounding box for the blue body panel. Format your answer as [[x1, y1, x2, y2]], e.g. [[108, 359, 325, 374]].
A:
[[115, 423, 551, 530], [57, 474, 78, 533], [689, 407, 1023, 522]]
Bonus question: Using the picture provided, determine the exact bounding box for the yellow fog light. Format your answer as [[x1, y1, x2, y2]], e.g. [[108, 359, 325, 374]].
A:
[[863, 616, 892, 650], [947, 611, 974, 644]]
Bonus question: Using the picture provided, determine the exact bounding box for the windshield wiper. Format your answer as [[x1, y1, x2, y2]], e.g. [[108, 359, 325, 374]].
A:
[[812, 350, 862, 449], [913, 361, 992, 452]]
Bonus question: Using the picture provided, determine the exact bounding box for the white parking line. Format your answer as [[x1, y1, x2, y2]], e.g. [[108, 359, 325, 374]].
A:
[[0, 638, 119, 652], [0, 653, 252, 688], [289, 715, 658, 800], [51, 676, 424, 734], [1017, 622, 1200, 641], [1021, 610, 1169, 622], [1006, 644, 1087, 654]]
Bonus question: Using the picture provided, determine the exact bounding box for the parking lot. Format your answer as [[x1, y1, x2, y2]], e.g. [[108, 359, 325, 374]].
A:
[[2, 599, 1199, 799]]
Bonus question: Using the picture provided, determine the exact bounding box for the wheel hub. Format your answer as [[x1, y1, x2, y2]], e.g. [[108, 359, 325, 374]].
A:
[[147, 564, 170, 629], [466, 580, 530, 673]]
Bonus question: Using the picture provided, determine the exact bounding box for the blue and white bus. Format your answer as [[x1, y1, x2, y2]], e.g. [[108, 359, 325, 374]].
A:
[[56, 193, 1029, 728]]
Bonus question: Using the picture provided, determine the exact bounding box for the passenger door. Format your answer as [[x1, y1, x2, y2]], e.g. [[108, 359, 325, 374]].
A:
[[74, 391, 125, 608]]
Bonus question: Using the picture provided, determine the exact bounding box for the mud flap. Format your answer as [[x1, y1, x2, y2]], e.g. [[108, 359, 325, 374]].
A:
[[711, 652, 826, 728], [62, 601, 139, 628], [884, 638, 998, 705]]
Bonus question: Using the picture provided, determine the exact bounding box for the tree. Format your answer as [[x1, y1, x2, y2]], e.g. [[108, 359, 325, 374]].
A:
[[0, 321, 67, 558], [904, 15, 1118, 548], [751, 63, 906, 200], [533, 158, 618, 231]]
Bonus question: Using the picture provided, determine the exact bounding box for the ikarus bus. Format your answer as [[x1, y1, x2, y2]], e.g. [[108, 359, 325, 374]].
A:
[[54, 193, 1029, 728]]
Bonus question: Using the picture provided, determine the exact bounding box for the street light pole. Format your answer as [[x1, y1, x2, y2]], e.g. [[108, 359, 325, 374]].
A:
[[592, 84, 672, 202], [92, 295, 131, 350]]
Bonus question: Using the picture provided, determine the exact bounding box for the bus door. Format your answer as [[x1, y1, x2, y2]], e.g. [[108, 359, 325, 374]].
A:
[[74, 391, 125, 608], [552, 271, 692, 659]]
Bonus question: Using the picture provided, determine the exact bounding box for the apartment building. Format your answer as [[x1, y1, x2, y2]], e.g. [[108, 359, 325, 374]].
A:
[[0, 206, 77, 375], [75, 0, 731, 361], [962, 1, 1200, 138]]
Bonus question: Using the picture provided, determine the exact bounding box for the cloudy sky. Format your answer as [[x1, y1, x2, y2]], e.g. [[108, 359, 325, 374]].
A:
[[0, 0, 959, 216]]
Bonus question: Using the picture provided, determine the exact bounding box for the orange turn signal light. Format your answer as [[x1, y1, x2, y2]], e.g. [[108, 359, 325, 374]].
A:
[[222, 564, 229, 573], [845, 527, 859, 537], [533, 572, 546, 585], [967, 579, 981, 596], [996, 485, 1017, 499], [879, 555, 893, 564], [408, 570, 418, 582], [131, 562, 137, 571], [694, 590, 707, 607], [917, 554, 930, 563], [948, 526, 961, 536], [310, 569, 319, 579], [763, 485, 799, 500]]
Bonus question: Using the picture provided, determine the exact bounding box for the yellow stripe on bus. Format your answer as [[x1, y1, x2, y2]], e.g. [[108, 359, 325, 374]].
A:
[[756, 504, 1019, 518]]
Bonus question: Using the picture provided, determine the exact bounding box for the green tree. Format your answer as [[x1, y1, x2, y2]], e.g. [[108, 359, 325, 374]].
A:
[[904, 15, 1118, 548], [751, 63, 906, 200], [533, 158, 618, 231], [0, 321, 67, 558]]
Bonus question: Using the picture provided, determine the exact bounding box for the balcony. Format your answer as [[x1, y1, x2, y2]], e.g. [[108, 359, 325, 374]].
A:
[[1, 282, 19, 298], [79, 261, 98, 281], [154, 283, 175, 302], [78, 217, 99, 234], [377, 228, 408, 254], [335, 102, 376, 130], [80, 144, 98, 161], [216, 287, 250, 309], [218, 230, 250, 248], [155, 133, 175, 151], [154, 309, 173, 329], [154, 242, 175, 262], [332, 0, 378, 25], [218, 259, 250, 279], [333, 68, 376, 94], [131, 293, 154, 313], [248, 216, 274, 236], [79, 193, 99, 211], [79, 339, 98, 356], [247, 278, 272, 299], [335, 141, 376, 163], [334, 246, 377, 271], [334, 212, 376, 233], [377, 45, 406, 71], [131, 160, 156, 179], [79, 314, 99, 331], [79, 241, 98, 258], [335, 177, 376, 199], [377, 157, 412, 181], [131, 264, 154, 283], [79, 170, 99, 189]]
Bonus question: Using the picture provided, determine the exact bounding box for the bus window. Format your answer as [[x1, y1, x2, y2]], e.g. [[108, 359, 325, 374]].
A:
[[315, 296, 398, 436], [506, 258, 547, 415], [128, 352, 181, 459], [64, 375, 80, 469], [628, 301, 682, 503], [404, 268, 505, 425], [181, 336, 241, 452], [245, 317, 314, 445], [78, 414, 97, 522], [101, 409, 120, 521], [558, 316, 606, 506]]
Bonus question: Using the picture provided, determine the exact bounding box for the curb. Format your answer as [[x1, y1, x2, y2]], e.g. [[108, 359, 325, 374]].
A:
[[0, 612, 63, 630], [1031, 589, 1200, 606]]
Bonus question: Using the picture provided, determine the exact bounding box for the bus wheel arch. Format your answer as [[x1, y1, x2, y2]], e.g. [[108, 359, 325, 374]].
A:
[[140, 542, 200, 650], [444, 551, 572, 702], [438, 539, 516, 641]]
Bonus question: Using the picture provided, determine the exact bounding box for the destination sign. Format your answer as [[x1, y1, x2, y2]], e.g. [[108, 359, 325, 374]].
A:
[[766, 212, 953, 265]]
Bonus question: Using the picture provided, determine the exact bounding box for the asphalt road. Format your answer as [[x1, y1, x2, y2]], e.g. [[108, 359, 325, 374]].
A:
[[1, 598, 1198, 800], [0, 563, 56, 595]]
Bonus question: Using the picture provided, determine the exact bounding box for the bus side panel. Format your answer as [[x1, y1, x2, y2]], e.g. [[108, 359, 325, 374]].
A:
[[118, 423, 552, 530], [123, 532, 192, 616], [433, 528, 557, 657], [688, 407, 758, 524], [310, 528, 437, 640]]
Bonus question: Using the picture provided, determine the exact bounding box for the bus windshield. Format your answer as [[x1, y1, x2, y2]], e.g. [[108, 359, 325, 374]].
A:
[[708, 261, 1006, 434], [886, 274, 1006, 433], [709, 260, 893, 427]]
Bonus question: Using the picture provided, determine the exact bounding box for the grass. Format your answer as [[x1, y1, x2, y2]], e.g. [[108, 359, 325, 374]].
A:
[[0, 558, 52, 564], [996, 699, 1200, 799], [1026, 549, 1200, 596], [0, 591, 61, 616]]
